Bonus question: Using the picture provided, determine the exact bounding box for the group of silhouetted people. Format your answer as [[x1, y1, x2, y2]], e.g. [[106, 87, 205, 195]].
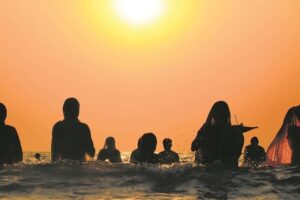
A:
[[129, 133, 179, 164], [1, 98, 300, 168]]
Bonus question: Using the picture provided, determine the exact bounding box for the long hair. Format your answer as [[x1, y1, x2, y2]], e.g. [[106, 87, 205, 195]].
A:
[[206, 101, 231, 126], [140, 133, 157, 153], [103, 137, 116, 150]]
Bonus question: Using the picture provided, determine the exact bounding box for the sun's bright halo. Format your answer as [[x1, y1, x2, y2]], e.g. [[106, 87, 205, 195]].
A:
[[114, 0, 165, 26]]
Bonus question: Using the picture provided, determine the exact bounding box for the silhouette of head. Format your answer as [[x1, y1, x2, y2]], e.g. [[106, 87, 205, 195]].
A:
[[251, 137, 259, 146], [63, 98, 80, 119], [137, 137, 142, 149], [0, 103, 7, 124], [207, 101, 231, 126], [163, 138, 172, 151], [105, 137, 116, 149], [140, 133, 157, 153], [294, 106, 300, 121], [283, 107, 296, 124], [35, 153, 41, 161]]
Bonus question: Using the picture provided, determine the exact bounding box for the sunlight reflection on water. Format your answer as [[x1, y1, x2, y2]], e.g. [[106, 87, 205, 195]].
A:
[[0, 152, 299, 199]]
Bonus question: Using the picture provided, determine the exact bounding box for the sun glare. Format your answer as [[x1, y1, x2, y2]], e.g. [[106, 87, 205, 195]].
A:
[[114, 0, 165, 26]]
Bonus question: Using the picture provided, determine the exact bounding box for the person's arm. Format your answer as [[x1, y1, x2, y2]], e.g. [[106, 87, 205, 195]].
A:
[[233, 133, 244, 161], [175, 153, 180, 163], [260, 147, 266, 162], [191, 125, 206, 151], [97, 150, 106, 161], [158, 152, 164, 164], [83, 125, 95, 159], [244, 147, 248, 160], [130, 150, 138, 164], [11, 127, 23, 163], [191, 130, 203, 151], [51, 124, 60, 162], [242, 146, 250, 167], [116, 150, 122, 163]]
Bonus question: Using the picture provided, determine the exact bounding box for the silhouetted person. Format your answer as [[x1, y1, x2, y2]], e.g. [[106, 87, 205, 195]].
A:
[[97, 137, 122, 163], [0, 103, 23, 165], [243, 137, 266, 167], [158, 138, 179, 164], [51, 98, 95, 162], [130, 138, 141, 163], [191, 101, 244, 167], [287, 106, 300, 166], [130, 133, 159, 164], [35, 153, 41, 161]]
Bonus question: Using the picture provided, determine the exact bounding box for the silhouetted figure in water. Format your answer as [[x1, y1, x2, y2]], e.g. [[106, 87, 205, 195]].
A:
[[51, 98, 95, 162], [97, 137, 122, 163], [130, 133, 159, 164], [0, 103, 23, 165], [35, 153, 41, 161], [191, 101, 245, 167], [158, 138, 179, 164], [130, 138, 141, 163], [266, 106, 299, 166], [243, 137, 266, 167], [287, 106, 300, 166]]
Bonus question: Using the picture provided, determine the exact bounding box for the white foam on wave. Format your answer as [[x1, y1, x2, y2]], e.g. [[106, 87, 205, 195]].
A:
[[1, 152, 300, 199]]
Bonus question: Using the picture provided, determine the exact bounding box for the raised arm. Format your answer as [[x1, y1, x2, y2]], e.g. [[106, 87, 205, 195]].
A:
[[115, 150, 122, 163], [260, 147, 266, 162], [97, 149, 106, 161]]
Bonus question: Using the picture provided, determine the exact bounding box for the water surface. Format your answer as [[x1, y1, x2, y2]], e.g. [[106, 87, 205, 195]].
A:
[[1, 152, 300, 199]]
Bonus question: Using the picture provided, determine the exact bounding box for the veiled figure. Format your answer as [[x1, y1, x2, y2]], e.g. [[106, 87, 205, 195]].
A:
[[191, 101, 245, 167], [266, 106, 300, 166]]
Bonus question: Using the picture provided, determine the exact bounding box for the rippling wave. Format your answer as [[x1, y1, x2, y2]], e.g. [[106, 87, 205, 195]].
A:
[[1, 152, 300, 199]]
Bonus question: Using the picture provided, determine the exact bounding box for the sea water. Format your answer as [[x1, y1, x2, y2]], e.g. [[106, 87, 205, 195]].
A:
[[1, 152, 300, 199]]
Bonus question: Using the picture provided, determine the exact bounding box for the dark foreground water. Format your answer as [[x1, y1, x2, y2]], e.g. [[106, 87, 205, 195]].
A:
[[1, 153, 300, 199]]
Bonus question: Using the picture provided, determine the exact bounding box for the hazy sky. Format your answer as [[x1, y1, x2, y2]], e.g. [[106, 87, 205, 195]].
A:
[[1, 0, 300, 152]]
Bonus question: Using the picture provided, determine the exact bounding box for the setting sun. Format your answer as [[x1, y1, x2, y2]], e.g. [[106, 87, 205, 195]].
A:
[[114, 0, 165, 26]]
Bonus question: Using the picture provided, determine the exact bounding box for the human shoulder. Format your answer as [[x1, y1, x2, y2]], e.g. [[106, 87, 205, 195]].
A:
[[53, 121, 63, 129], [258, 145, 265, 152], [245, 145, 251, 150], [2, 125, 19, 141], [78, 122, 90, 131], [99, 149, 106, 155], [4, 125, 19, 137], [197, 124, 214, 137], [52, 121, 64, 136], [5, 124, 17, 132]]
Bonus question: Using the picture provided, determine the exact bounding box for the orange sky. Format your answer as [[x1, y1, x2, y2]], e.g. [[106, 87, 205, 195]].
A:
[[0, 0, 300, 153]]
